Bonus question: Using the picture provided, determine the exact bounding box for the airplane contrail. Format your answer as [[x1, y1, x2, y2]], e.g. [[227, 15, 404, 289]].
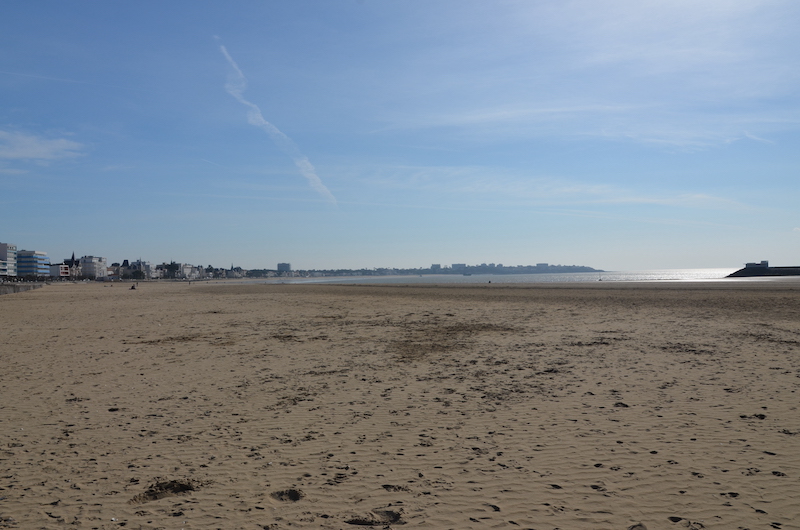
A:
[[219, 44, 336, 204]]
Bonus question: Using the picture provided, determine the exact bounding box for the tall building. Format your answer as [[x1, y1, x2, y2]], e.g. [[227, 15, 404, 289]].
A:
[[17, 250, 51, 278], [0, 242, 17, 278], [277, 263, 292, 273]]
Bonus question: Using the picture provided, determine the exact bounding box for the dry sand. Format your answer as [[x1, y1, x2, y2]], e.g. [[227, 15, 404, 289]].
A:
[[1, 280, 799, 530]]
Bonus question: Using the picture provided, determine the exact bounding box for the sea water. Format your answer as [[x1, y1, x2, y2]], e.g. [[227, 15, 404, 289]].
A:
[[278, 268, 745, 285]]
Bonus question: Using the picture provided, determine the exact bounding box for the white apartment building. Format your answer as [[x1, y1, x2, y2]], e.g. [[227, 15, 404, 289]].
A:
[[0, 243, 17, 277], [180, 264, 205, 280], [80, 255, 108, 279]]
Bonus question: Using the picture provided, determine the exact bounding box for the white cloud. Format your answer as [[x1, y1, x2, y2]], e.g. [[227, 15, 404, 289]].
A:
[[0, 130, 84, 161]]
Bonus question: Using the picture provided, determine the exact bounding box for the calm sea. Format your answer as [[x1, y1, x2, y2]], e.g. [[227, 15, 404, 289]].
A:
[[275, 268, 755, 285]]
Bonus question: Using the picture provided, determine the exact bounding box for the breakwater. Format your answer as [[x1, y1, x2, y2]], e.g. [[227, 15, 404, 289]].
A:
[[728, 266, 800, 277]]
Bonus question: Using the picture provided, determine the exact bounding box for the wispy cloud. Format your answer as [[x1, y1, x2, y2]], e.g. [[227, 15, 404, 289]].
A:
[[0, 130, 84, 161], [0, 69, 158, 93], [342, 163, 749, 210], [421, 104, 633, 127], [219, 43, 336, 205], [0, 168, 28, 175], [200, 158, 227, 168], [609, 193, 750, 210], [741, 131, 774, 144], [366, 1, 800, 149], [383, 103, 797, 149]]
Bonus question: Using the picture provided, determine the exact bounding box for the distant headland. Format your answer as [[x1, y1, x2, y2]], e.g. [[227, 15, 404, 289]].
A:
[[727, 260, 800, 277]]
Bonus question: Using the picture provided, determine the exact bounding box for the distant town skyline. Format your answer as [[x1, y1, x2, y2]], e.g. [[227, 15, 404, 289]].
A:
[[2, 2, 799, 271], [3, 238, 607, 281]]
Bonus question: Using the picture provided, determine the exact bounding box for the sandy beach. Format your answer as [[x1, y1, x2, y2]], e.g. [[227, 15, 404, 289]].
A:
[[1, 280, 799, 529]]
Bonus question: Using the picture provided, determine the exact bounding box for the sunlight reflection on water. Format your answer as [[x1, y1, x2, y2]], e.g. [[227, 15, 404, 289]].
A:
[[279, 268, 743, 285]]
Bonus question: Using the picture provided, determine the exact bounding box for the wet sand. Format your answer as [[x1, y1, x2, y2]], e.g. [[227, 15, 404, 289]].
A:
[[1, 280, 799, 529]]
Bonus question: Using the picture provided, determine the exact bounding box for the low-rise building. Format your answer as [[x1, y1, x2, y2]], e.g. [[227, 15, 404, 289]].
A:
[[130, 259, 155, 279], [114, 259, 156, 279], [63, 253, 81, 279], [226, 266, 245, 279], [50, 263, 70, 278]]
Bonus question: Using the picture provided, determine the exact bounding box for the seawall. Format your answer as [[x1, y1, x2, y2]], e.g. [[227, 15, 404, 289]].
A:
[[0, 284, 44, 296]]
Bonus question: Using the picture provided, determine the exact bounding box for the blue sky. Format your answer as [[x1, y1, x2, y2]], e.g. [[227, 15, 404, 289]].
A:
[[2, 1, 799, 271]]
